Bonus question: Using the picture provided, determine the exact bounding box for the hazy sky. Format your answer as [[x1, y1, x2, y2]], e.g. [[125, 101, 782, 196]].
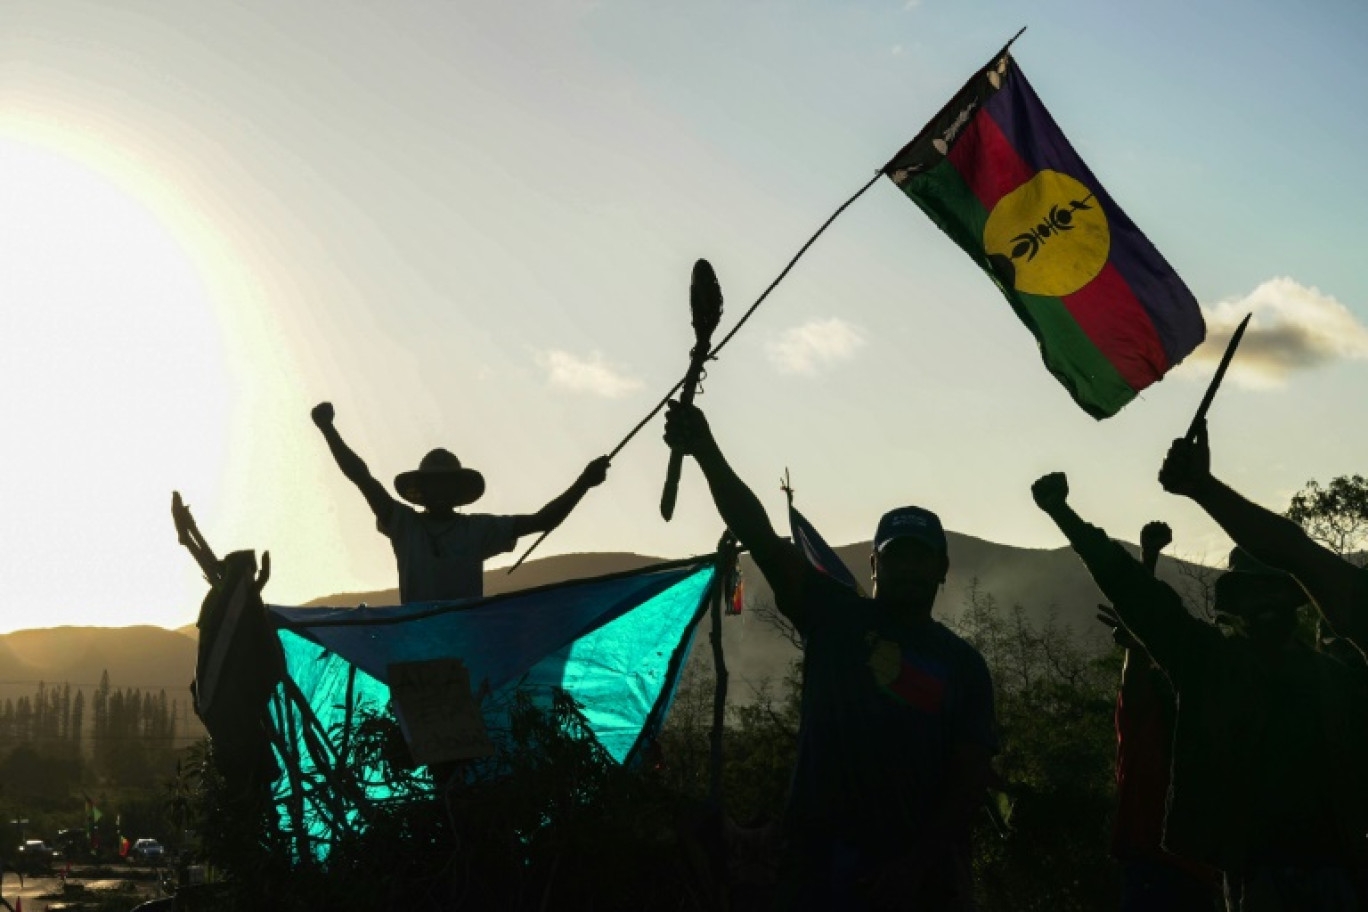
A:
[[1, 0, 1365, 633]]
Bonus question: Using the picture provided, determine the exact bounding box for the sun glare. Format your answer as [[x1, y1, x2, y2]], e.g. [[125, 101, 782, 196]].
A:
[[0, 137, 231, 634]]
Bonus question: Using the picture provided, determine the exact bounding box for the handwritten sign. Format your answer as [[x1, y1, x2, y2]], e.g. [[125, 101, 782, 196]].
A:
[[387, 658, 493, 764]]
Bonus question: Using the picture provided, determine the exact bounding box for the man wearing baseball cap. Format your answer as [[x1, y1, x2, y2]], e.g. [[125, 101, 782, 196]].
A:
[[1032, 471, 1368, 910], [664, 400, 997, 911], [311, 401, 609, 602]]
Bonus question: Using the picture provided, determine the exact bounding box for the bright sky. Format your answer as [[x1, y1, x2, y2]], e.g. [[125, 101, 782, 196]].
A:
[[1, 0, 1365, 633]]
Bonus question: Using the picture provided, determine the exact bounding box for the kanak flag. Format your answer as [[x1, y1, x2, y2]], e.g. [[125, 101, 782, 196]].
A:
[[884, 41, 1205, 418]]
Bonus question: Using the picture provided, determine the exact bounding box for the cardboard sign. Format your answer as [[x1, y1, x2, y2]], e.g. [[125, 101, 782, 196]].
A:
[[387, 658, 494, 764]]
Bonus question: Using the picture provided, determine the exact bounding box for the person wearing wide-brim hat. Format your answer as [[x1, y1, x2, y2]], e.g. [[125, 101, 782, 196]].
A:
[[312, 401, 609, 603]]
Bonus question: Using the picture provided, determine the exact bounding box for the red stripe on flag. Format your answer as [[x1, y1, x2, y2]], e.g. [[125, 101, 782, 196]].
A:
[[1062, 262, 1170, 390], [890, 663, 946, 713], [947, 111, 1035, 212]]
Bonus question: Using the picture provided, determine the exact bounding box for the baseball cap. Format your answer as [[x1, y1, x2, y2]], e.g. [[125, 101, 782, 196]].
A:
[[874, 506, 948, 556]]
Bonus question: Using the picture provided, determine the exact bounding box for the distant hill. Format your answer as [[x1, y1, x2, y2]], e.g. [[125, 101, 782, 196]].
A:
[[707, 531, 1212, 695], [6, 536, 1217, 715], [298, 536, 1216, 700], [1, 625, 198, 692], [301, 552, 667, 608]]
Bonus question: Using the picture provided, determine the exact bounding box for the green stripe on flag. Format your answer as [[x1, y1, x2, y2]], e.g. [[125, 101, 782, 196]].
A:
[[1010, 291, 1137, 418], [901, 159, 988, 266]]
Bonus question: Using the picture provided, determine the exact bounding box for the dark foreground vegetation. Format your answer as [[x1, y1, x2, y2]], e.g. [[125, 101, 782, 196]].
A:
[[152, 582, 1125, 912]]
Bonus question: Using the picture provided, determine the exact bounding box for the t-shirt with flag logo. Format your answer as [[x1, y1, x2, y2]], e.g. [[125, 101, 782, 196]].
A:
[[781, 570, 998, 852]]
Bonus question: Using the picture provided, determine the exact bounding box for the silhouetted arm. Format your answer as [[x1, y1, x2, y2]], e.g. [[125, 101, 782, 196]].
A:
[[664, 401, 811, 631], [312, 402, 395, 530], [1033, 473, 1213, 683], [510, 456, 611, 537], [1103, 521, 1173, 691], [1161, 423, 1368, 650]]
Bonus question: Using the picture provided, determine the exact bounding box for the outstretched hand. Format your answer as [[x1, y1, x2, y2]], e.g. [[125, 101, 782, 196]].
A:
[[1140, 521, 1173, 554], [311, 401, 335, 429], [1031, 472, 1069, 513], [1159, 420, 1211, 497], [663, 400, 715, 456], [1096, 603, 1139, 650], [578, 455, 611, 489]]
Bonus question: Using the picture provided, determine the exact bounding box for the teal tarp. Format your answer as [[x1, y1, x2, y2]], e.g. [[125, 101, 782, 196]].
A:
[[261, 558, 717, 857]]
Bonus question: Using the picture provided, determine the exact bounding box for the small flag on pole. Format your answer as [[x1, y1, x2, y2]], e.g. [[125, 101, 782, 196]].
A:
[[726, 573, 745, 616], [883, 38, 1205, 418], [783, 473, 865, 594], [790, 504, 865, 594]]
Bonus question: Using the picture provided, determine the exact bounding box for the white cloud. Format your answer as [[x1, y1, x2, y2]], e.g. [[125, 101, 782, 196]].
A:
[[891, 44, 904, 56], [1178, 277, 1368, 389], [765, 317, 867, 375], [903, 0, 921, 8], [534, 349, 643, 398]]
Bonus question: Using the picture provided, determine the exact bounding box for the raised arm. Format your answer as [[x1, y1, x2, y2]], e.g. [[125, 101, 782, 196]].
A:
[[1032, 473, 1210, 680], [663, 401, 811, 630], [1160, 421, 1368, 648], [509, 456, 610, 537], [311, 402, 395, 529], [1140, 520, 1172, 575]]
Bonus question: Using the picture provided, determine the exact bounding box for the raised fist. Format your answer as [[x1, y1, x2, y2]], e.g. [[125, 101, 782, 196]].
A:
[[1159, 422, 1212, 497], [1140, 521, 1173, 554], [663, 400, 714, 456], [1031, 472, 1069, 513], [311, 401, 335, 428], [579, 455, 611, 488]]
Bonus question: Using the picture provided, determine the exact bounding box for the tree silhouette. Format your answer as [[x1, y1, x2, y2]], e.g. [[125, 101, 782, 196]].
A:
[[1287, 474, 1368, 565]]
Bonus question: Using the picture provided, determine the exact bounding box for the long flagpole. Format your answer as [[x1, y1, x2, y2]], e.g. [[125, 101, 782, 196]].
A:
[[507, 169, 886, 574]]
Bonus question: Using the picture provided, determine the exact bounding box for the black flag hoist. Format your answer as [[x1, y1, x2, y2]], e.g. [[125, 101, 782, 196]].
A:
[[661, 259, 724, 521]]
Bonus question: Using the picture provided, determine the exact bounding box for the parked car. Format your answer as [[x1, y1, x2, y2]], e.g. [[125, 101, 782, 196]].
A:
[[15, 839, 61, 873], [129, 838, 165, 863]]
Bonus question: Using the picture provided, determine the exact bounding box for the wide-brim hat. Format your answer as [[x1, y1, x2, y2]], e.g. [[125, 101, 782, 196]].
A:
[[394, 448, 486, 507]]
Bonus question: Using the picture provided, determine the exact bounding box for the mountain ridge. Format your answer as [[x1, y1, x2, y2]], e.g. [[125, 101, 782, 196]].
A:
[[1, 532, 1216, 711]]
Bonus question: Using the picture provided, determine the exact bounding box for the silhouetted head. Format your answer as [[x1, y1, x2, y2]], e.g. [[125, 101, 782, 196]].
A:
[[394, 448, 486, 512], [1213, 547, 1306, 647], [870, 506, 949, 617]]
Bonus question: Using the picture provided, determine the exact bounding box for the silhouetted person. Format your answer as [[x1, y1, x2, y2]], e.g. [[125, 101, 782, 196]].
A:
[[311, 401, 609, 602], [1034, 472, 1368, 912], [1102, 520, 1219, 911], [1161, 421, 1368, 659], [664, 401, 997, 912]]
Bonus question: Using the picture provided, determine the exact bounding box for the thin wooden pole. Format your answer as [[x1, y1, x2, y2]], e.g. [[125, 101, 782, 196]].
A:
[[708, 532, 738, 807]]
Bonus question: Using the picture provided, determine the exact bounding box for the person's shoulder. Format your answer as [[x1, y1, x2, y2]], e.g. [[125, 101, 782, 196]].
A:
[[795, 580, 874, 636], [801, 574, 871, 612], [929, 621, 990, 666], [383, 501, 420, 532]]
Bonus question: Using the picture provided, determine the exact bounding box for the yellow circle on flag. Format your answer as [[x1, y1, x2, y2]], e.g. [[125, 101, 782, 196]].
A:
[[983, 170, 1110, 297]]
